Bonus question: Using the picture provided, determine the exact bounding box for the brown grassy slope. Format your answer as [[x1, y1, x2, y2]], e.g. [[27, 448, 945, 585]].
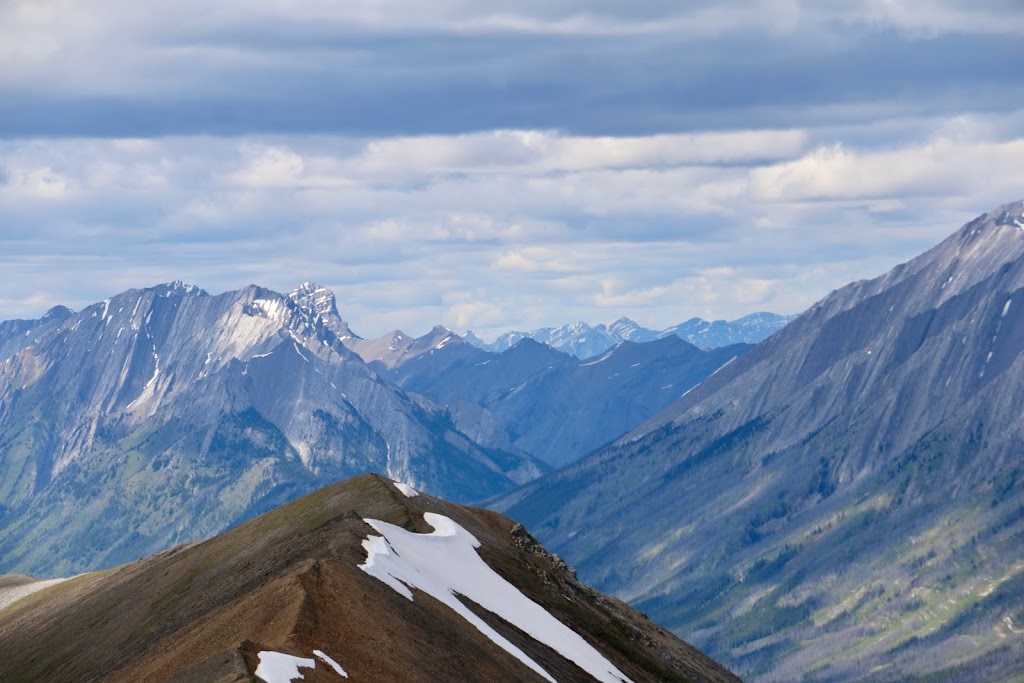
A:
[[0, 474, 740, 683]]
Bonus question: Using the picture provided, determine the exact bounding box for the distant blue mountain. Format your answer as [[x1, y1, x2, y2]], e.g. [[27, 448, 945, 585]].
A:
[[465, 312, 795, 359]]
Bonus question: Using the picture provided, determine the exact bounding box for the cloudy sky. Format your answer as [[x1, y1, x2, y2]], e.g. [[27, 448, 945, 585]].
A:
[[2, 1, 1023, 339]]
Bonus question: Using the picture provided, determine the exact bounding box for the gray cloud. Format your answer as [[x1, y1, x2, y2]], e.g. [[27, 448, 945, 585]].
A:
[[1, 2, 1023, 336], [2, 2, 1022, 137]]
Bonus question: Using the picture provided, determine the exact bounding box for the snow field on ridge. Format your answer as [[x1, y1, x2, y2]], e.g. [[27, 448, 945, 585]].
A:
[[359, 512, 634, 683]]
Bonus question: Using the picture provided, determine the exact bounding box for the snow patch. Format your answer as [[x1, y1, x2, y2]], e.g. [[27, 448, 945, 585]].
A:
[[252, 298, 285, 320], [292, 342, 311, 364], [580, 350, 613, 366], [393, 482, 419, 497], [358, 513, 633, 683], [708, 356, 736, 378], [313, 650, 348, 678], [254, 651, 315, 683]]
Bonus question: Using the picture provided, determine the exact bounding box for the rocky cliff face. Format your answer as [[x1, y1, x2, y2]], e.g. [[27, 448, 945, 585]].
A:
[[0, 283, 541, 578], [0, 474, 741, 683], [496, 201, 1024, 681], [288, 281, 361, 342]]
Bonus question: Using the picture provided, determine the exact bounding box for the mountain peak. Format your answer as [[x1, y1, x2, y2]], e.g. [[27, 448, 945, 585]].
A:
[[422, 325, 461, 349], [41, 305, 73, 321], [461, 329, 488, 348], [950, 198, 1024, 257], [288, 281, 339, 319], [288, 282, 361, 341], [990, 198, 1024, 226], [811, 199, 1024, 324], [144, 281, 207, 298]]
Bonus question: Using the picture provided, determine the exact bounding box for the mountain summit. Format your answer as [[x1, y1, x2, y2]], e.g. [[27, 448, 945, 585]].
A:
[[288, 282, 361, 342], [0, 474, 740, 683], [497, 200, 1024, 681]]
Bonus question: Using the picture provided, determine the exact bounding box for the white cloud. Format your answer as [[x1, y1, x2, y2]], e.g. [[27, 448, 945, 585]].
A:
[[749, 137, 1024, 205], [346, 129, 808, 179], [5, 167, 73, 199], [1, 117, 1023, 336], [845, 0, 1024, 37]]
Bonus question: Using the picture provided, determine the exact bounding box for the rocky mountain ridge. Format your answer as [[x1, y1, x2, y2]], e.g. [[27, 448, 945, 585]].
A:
[[495, 200, 1024, 681], [0, 474, 741, 683]]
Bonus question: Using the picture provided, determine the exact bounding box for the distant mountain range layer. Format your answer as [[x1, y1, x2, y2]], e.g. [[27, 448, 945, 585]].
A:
[[464, 313, 796, 359], [494, 201, 1024, 681], [0, 474, 741, 683], [0, 283, 544, 577], [370, 334, 749, 468]]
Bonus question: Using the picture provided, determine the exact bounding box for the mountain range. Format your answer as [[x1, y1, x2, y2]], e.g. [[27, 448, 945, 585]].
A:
[[495, 200, 1024, 681], [0, 474, 740, 683], [229, 292, 755, 469], [0, 277, 751, 581], [0, 282, 543, 577], [369, 334, 749, 468], [465, 313, 796, 359]]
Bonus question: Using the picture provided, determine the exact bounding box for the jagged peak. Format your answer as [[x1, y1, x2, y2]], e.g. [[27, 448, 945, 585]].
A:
[[290, 281, 332, 301], [286, 281, 364, 339], [288, 282, 339, 315]]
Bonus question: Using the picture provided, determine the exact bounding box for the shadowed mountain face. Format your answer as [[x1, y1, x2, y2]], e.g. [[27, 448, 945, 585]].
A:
[[0, 474, 740, 683], [377, 335, 750, 468], [0, 284, 542, 578], [496, 201, 1024, 681]]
